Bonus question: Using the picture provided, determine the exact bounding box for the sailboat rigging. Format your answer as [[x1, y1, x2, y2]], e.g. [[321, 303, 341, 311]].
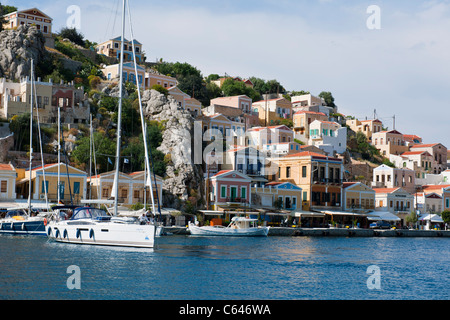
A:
[[46, 0, 157, 247]]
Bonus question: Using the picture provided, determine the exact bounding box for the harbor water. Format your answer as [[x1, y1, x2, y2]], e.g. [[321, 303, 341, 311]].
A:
[[0, 234, 448, 300]]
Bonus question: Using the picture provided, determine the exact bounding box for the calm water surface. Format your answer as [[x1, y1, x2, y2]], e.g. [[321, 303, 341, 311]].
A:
[[0, 235, 448, 300]]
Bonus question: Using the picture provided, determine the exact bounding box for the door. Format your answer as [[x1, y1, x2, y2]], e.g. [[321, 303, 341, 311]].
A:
[[230, 187, 237, 202]]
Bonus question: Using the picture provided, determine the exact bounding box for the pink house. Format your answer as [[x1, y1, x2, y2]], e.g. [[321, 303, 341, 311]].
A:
[[208, 170, 252, 211], [210, 95, 253, 113]]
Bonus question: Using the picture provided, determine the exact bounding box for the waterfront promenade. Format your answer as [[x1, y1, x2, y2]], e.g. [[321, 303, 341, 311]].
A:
[[164, 226, 450, 237]]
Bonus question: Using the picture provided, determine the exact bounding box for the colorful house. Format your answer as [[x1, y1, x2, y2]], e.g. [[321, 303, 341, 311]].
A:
[[293, 110, 328, 143], [252, 181, 302, 211], [342, 182, 375, 212], [276, 151, 344, 211], [371, 130, 409, 157], [308, 120, 347, 155], [89, 171, 163, 209], [374, 187, 414, 223], [410, 143, 448, 174], [208, 170, 252, 211], [16, 163, 87, 205], [0, 163, 17, 201], [252, 97, 293, 126], [2, 8, 53, 44], [96, 37, 144, 64], [101, 62, 145, 88], [145, 71, 177, 90]]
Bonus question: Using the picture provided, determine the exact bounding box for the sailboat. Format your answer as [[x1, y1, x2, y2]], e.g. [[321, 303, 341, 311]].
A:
[[0, 59, 47, 236], [46, 0, 156, 248]]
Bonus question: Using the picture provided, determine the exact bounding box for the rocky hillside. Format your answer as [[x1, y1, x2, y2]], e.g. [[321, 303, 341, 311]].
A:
[[0, 25, 45, 80], [141, 89, 204, 209]]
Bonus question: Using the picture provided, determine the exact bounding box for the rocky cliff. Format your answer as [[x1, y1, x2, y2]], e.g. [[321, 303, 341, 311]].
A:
[[0, 25, 45, 80], [141, 89, 204, 210]]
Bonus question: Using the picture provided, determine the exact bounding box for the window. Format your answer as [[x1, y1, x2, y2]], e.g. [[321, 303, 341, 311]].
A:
[[221, 186, 227, 198], [302, 166, 307, 178], [41, 180, 49, 194], [446, 198, 450, 208], [1, 180, 7, 193], [303, 191, 308, 201], [286, 167, 291, 178], [134, 190, 140, 198], [241, 187, 247, 199], [121, 189, 127, 198], [73, 182, 80, 194]]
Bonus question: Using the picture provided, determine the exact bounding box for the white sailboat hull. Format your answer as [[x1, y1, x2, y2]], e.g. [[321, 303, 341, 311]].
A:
[[46, 221, 156, 248], [188, 222, 269, 237]]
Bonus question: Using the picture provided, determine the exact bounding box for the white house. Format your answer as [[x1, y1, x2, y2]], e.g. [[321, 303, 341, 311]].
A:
[[308, 120, 347, 155], [372, 164, 416, 194], [374, 187, 414, 225]]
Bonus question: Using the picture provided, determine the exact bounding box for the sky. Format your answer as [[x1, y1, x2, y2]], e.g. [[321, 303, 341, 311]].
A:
[[7, 0, 450, 148]]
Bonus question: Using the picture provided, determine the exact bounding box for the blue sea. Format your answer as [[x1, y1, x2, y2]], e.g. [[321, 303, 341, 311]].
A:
[[0, 234, 448, 301]]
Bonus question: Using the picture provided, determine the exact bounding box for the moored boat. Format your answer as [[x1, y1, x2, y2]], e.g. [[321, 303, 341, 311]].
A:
[[46, 206, 155, 248], [188, 217, 270, 237], [0, 209, 46, 236]]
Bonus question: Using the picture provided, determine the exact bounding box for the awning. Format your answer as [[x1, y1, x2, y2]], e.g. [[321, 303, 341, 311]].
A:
[[293, 210, 325, 217], [420, 214, 444, 223], [367, 211, 401, 221], [199, 210, 224, 216], [320, 210, 367, 217]]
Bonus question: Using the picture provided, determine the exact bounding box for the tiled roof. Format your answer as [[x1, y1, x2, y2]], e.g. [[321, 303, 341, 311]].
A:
[[373, 187, 400, 194], [0, 163, 14, 171]]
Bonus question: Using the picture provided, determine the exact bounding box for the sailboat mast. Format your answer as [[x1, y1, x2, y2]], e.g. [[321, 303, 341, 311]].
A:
[[57, 102, 61, 204], [113, 0, 127, 216], [125, 0, 156, 214], [28, 60, 34, 214]]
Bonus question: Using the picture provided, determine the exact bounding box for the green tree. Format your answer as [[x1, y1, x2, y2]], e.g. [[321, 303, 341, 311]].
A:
[[249, 77, 286, 95], [318, 91, 336, 109], [58, 27, 85, 46], [405, 211, 418, 227], [72, 131, 116, 172], [441, 211, 450, 224], [221, 78, 261, 101]]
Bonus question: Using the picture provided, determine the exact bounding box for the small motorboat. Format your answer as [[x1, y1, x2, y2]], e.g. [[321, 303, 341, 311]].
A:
[[188, 216, 270, 237], [0, 209, 46, 236]]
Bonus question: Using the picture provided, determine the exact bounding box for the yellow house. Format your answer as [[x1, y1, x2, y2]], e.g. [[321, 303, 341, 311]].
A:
[[101, 62, 145, 88], [0, 163, 17, 201], [16, 163, 88, 205], [2, 8, 52, 37], [252, 97, 293, 126], [95, 37, 144, 63], [88, 171, 163, 209], [293, 111, 328, 143], [145, 71, 177, 90], [185, 97, 202, 117], [342, 182, 375, 212], [276, 151, 344, 211], [0, 77, 53, 122], [372, 130, 409, 157]]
